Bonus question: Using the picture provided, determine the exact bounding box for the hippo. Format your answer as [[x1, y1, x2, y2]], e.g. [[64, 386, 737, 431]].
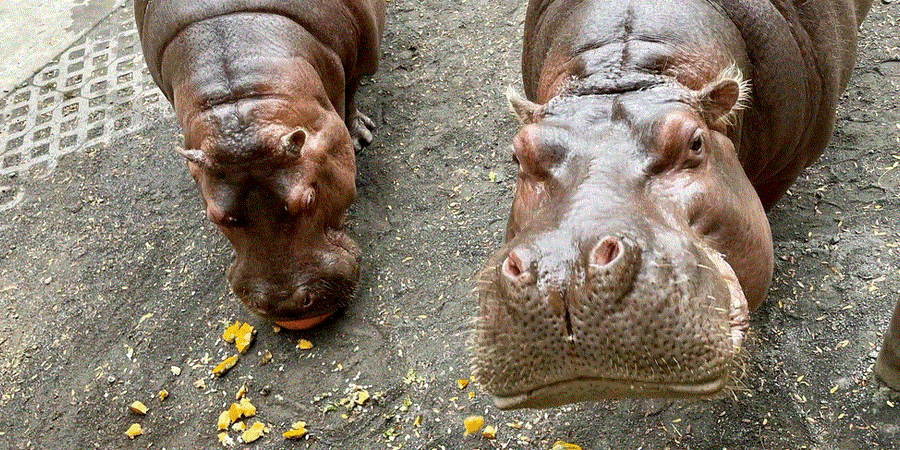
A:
[[134, 0, 385, 329], [876, 301, 900, 391], [470, 0, 875, 409]]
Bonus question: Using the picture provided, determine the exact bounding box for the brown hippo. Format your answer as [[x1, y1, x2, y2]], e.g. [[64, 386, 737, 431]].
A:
[[471, 0, 875, 409], [876, 301, 900, 391], [134, 0, 385, 329]]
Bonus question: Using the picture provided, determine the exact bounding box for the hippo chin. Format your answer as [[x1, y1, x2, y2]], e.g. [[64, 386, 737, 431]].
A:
[[135, 0, 384, 328], [472, 0, 871, 409]]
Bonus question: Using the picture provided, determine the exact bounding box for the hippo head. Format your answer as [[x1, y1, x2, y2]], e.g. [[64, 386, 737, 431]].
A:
[[471, 69, 773, 409], [177, 97, 359, 329]]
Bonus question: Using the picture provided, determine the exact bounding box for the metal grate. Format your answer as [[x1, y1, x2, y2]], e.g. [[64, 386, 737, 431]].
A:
[[0, 4, 171, 215]]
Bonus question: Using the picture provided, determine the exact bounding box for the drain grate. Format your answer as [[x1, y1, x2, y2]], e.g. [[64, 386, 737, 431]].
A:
[[0, 4, 171, 215]]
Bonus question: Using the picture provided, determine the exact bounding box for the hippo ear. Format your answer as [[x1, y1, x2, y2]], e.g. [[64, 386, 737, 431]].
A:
[[696, 65, 751, 127], [506, 86, 541, 125], [280, 126, 309, 157], [174, 146, 207, 166]]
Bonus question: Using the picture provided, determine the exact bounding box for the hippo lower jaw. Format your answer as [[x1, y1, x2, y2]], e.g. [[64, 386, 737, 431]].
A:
[[494, 377, 729, 410]]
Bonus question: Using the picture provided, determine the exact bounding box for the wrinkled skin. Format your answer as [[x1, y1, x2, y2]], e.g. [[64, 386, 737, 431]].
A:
[[135, 0, 384, 328], [472, 0, 871, 409]]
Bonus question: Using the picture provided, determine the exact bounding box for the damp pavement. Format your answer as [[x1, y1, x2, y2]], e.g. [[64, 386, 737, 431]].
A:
[[1, 1, 899, 449]]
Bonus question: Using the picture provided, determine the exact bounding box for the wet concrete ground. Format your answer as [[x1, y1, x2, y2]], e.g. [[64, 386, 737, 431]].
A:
[[1, 1, 899, 449]]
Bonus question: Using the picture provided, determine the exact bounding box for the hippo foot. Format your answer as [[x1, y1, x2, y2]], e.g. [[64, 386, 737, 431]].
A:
[[875, 347, 900, 392], [348, 109, 376, 152]]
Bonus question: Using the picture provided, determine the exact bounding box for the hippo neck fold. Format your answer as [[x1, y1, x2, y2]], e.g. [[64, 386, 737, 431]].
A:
[[559, 72, 668, 98]]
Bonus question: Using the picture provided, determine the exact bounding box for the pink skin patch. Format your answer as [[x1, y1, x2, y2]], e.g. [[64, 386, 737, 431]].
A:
[[275, 312, 333, 330]]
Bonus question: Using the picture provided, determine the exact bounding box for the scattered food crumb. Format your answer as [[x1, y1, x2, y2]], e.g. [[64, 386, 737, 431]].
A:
[[218, 398, 260, 432], [238, 397, 257, 417], [235, 323, 255, 353], [283, 421, 307, 440], [217, 431, 234, 447], [231, 421, 246, 432], [236, 384, 247, 400], [193, 379, 207, 389], [457, 378, 469, 389], [353, 389, 370, 406], [464, 415, 484, 436], [158, 390, 168, 401], [259, 350, 273, 365], [241, 421, 268, 443], [217, 410, 231, 431], [212, 354, 239, 377], [482, 425, 497, 439], [128, 400, 148, 415], [124, 423, 142, 439], [171, 366, 181, 376], [297, 339, 313, 350], [228, 403, 243, 423], [551, 441, 583, 450], [403, 368, 423, 385], [223, 321, 241, 343]]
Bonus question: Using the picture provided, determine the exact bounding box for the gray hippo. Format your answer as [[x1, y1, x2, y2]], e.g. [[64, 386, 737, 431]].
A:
[[134, 0, 384, 329], [470, 0, 881, 409]]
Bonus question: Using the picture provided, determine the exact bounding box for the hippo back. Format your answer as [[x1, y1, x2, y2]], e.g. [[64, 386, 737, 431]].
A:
[[709, 0, 870, 208], [134, 0, 385, 101]]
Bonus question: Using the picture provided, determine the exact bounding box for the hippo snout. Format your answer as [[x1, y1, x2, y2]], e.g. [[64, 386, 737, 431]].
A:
[[472, 229, 747, 409], [226, 229, 361, 329], [231, 274, 357, 326]]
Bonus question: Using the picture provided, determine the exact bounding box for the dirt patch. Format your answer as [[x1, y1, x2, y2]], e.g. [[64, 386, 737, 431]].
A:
[[0, 1, 899, 449]]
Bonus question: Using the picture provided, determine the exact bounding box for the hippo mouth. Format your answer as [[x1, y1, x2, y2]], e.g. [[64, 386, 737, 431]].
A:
[[229, 227, 361, 324], [705, 245, 750, 353], [471, 236, 750, 410], [493, 377, 730, 410]]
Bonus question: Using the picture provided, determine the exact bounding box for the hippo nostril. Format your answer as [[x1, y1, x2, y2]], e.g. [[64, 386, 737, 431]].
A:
[[221, 215, 242, 227], [502, 251, 524, 279], [208, 207, 243, 228], [591, 236, 621, 267]]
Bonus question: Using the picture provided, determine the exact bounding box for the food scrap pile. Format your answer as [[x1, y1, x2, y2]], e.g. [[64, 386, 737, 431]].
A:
[[119, 318, 584, 449], [122, 320, 312, 446]]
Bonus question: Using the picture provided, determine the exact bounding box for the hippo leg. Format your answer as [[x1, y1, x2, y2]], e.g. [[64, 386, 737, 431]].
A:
[[875, 298, 900, 391], [345, 85, 376, 151]]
